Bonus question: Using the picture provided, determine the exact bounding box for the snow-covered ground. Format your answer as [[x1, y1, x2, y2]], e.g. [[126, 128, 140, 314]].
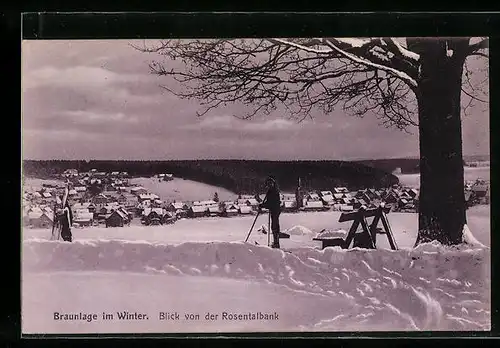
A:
[[22, 207, 490, 334]]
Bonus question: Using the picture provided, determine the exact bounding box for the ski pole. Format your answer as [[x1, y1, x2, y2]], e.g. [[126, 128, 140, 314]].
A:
[[268, 213, 271, 246], [244, 210, 260, 242]]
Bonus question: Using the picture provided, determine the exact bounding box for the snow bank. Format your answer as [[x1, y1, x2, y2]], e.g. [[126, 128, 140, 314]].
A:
[[285, 225, 314, 236], [315, 229, 348, 239], [23, 238, 490, 331]]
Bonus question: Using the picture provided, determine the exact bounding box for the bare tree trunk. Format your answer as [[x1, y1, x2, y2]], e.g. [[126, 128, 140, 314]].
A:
[[410, 39, 468, 245]]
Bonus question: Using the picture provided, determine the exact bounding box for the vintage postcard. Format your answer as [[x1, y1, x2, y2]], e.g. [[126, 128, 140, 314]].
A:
[[21, 37, 490, 335]]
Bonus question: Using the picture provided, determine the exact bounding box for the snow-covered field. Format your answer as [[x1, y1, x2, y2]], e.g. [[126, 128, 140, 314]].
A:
[[22, 207, 490, 334], [397, 166, 490, 188], [130, 177, 238, 202]]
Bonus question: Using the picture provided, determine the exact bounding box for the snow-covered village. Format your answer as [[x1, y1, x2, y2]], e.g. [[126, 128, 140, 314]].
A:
[[22, 36, 490, 335]]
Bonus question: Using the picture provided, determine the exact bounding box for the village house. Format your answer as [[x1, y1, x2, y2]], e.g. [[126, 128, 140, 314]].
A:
[[282, 200, 298, 212], [281, 193, 296, 202], [130, 186, 148, 196], [340, 204, 354, 212], [383, 191, 399, 205], [157, 173, 174, 181], [221, 203, 239, 217], [142, 207, 164, 225], [355, 190, 372, 203], [302, 200, 325, 212], [245, 198, 260, 210], [188, 205, 207, 218], [28, 211, 53, 229], [73, 211, 94, 227], [92, 193, 109, 205], [74, 186, 87, 193], [193, 200, 218, 207], [117, 194, 128, 205], [366, 188, 382, 200], [238, 205, 253, 215], [319, 191, 335, 206], [305, 192, 321, 201], [106, 209, 128, 227], [471, 183, 489, 204], [237, 198, 249, 206], [207, 205, 222, 217], [138, 193, 159, 203], [162, 211, 176, 224], [167, 202, 189, 212], [333, 187, 349, 194]]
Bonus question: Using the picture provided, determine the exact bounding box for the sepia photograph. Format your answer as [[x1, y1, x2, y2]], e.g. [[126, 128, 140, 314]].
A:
[[21, 36, 490, 334]]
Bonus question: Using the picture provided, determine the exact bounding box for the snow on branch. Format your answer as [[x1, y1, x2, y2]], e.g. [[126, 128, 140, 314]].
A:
[[385, 38, 420, 62], [322, 39, 418, 90], [270, 38, 333, 54]]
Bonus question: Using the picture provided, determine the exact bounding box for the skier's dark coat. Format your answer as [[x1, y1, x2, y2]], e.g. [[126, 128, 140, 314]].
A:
[[59, 207, 73, 242], [260, 178, 282, 248], [260, 185, 281, 213]]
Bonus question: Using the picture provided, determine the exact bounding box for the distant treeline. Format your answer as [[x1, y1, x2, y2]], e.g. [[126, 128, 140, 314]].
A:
[[355, 158, 420, 174], [22, 160, 399, 194], [356, 155, 489, 174]]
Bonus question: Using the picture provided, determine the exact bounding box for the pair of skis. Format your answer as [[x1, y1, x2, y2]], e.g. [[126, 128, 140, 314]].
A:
[[244, 211, 291, 252]]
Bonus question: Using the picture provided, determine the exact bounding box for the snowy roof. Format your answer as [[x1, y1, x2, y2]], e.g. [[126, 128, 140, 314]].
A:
[[321, 191, 333, 196], [305, 201, 324, 209], [68, 189, 78, 195], [170, 202, 186, 209], [225, 204, 239, 211], [208, 206, 221, 213], [149, 208, 164, 216], [321, 195, 334, 202], [74, 186, 87, 192], [74, 212, 93, 220], [307, 193, 320, 200], [42, 192, 52, 198], [193, 200, 217, 206], [281, 194, 296, 201], [139, 194, 155, 200], [246, 198, 259, 205], [239, 205, 252, 214], [190, 206, 207, 213], [110, 210, 128, 220]]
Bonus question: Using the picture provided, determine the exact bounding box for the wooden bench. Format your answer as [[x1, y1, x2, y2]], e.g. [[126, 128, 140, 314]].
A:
[[314, 205, 399, 250]]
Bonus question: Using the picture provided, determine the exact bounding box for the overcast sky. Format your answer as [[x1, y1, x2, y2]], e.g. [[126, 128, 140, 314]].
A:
[[21, 39, 490, 161]]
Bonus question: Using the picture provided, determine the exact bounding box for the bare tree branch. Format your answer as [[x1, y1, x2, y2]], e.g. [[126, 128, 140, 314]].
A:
[[321, 38, 419, 90]]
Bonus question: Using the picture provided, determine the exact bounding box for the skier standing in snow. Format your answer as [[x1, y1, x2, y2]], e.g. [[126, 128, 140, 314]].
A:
[[259, 176, 282, 249], [57, 202, 73, 242]]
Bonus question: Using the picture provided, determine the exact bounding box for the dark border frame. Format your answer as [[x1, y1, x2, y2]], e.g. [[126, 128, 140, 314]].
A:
[[11, 11, 499, 342]]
